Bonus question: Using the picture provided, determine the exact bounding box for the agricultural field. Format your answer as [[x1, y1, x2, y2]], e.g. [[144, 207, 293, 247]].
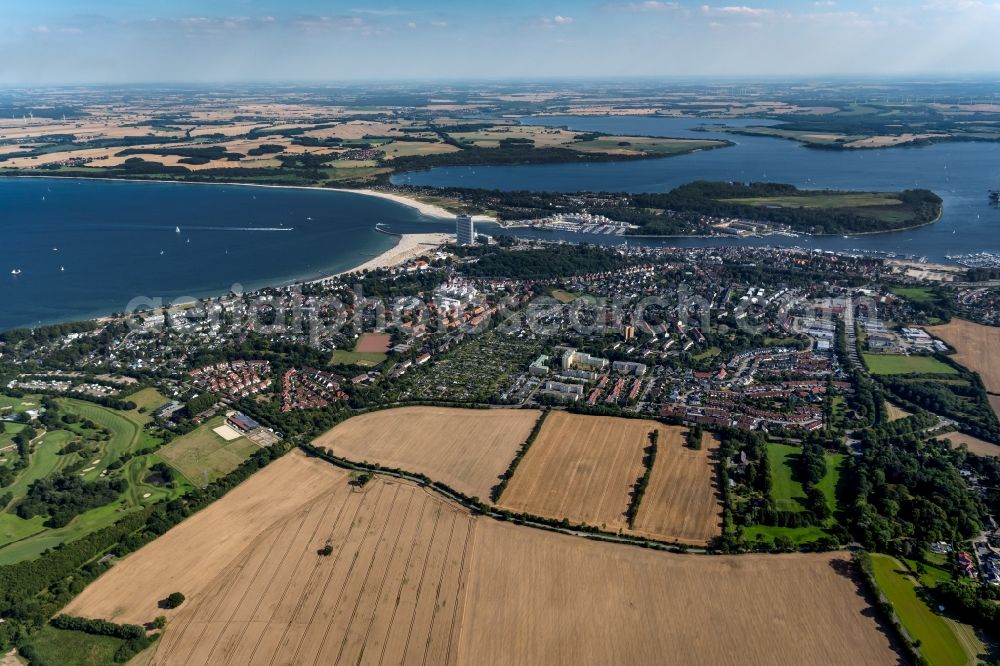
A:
[[928, 319, 1000, 392], [869, 554, 981, 665], [63, 450, 347, 623], [940, 430, 1000, 458], [863, 353, 958, 376], [461, 523, 899, 665], [157, 416, 260, 486], [66, 451, 900, 666], [630, 429, 722, 545], [314, 406, 540, 500], [570, 136, 724, 156], [498, 413, 654, 532]]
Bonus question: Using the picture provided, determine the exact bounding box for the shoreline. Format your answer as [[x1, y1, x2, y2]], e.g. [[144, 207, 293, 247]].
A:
[[5, 173, 497, 225], [332, 232, 453, 278], [0, 175, 462, 332]]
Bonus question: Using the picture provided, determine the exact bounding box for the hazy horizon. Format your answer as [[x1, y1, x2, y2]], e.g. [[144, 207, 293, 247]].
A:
[[3, 0, 1000, 84]]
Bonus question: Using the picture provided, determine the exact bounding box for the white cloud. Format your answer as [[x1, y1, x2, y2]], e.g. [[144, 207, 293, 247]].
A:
[[700, 5, 775, 17], [430, 20, 448, 28], [606, 1, 682, 11], [533, 15, 574, 28]]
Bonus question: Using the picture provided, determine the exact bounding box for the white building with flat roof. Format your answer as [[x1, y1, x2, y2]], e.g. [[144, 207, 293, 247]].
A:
[[455, 215, 475, 246]]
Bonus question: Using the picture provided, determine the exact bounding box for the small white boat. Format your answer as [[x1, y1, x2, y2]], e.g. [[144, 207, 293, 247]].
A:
[[60, 266, 65, 272], [160, 250, 165, 256], [175, 226, 181, 233], [11, 269, 21, 275], [52, 247, 58, 252]]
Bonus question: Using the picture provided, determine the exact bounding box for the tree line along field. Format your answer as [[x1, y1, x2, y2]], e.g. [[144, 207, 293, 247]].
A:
[[498, 413, 724, 544], [868, 554, 983, 666], [496, 412, 649, 533], [928, 318, 1000, 395], [64, 451, 901, 665], [630, 430, 723, 545], [0, 392, 190, 565], [315, 408, 723, 545], [314, 406, 541, 500]]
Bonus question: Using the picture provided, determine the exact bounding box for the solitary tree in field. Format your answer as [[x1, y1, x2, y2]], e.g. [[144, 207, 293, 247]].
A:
[[164, 592, 185, 609]]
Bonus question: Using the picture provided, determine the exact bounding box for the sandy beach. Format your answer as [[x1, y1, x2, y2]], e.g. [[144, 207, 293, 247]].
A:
[[329, 186, 496, 223], [336, 232, 452, 276]]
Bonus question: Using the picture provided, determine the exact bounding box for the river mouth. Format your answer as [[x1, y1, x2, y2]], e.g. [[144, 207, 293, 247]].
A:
[[391, 115, 1000, 263]]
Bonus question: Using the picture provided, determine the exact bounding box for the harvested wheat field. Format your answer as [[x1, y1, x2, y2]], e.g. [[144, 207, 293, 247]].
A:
[[66, 451, 900, 666], [498, 412, 654, 531], [148, 478, 473, 666], [63, 450, 347, 624], [928, 319, 1000, 391], [942, 431, 1000, 458], [459, 522, 900, 666], [314, 406, 541, 499], [630, 429, 722, 545]]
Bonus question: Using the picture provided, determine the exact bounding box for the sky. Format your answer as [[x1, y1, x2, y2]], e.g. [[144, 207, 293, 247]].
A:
[[2, 0, 999, 83]]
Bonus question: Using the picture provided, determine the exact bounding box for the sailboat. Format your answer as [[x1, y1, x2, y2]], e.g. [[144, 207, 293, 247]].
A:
[[60, 266, 65, 272], [175, 226, 181, 234]]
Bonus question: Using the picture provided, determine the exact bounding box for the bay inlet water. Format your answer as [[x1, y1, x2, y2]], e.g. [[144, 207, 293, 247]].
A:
[[393, 115, 1000, 259], [1, 178, 451, 331]]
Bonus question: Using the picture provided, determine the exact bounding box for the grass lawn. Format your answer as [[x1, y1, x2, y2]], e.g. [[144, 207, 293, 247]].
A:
[[767, 443, 808, 512], [692, 346, 721, 361], [864, 353, 958, 376], [24, 626, 128, 666], [0, 394, 41, 415], [127, 387, 170, 418], [753, 443, 844, 543], [1, 422, 26, 461], [870, 553, 974, 666], [743, 524, 830, 543], [550, 289, 578, 304], [331, 349, 388, 367], [815, 451, 845, 516], [158, 415, 259, 486], [902, 554, 953, 588], [724, 192, 902, 209], [892, 287, 939, 303]]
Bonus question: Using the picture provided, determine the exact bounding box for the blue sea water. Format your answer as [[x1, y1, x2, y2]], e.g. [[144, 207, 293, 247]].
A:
[[0, 178, 450, 331]]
